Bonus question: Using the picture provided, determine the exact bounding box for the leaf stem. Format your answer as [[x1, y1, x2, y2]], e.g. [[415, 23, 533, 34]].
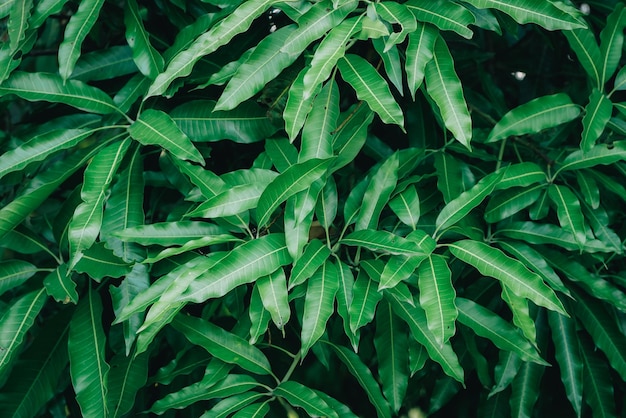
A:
[[280, 351, 301, 383]]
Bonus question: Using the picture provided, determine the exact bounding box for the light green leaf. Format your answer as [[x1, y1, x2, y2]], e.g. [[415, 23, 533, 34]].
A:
[[43, 264, 78, 304], [265, 138, 298, 172], [0, 260, 38, 297], [284, 69, 321, 141], [456, 298, 545, 365], [7, 0, 33, 52], [315, 175, 338, 230], [0, 71, 120, 114], [180, 234, 291, 303], [188, 183, 269, 218], [326, 342, 392, 418], [172, 314, 272, 376], [405, 22, 438, 99], [337, 54, 404, 128], [599, 4, 626, 86], [576, 170, 600, 209], [107, 350, 149, 418], [146, 0, 278, 98], [74, 242, 132, 280], [257, 268, 290, 331], [448, 240, 566, 315], [349, 270, 382, 335], [113, 221, 231, 246], [334, 259, 357, 349], [288, 239, 331, 290], [486, 93, 581, 143], [418, 254, 457, 346], [232, 402, 270, 418], [332, 104, 374, 170], [376, 2, 417, 50], [379, 254, 424, 291], [202, 392, 265, 418], [406, 0, 474, 39], [424, 35, 472, 148], [68, 287, 110, 418], [256, 157, 334, 227], [494, 162, 546, 190], [389, 184, 420, 229], [556, 140, 626, 174], [129, 109, 204, 165], [373, 39, 404, 94], [564, 28, 602, 88], [274, 381, 339, 418], [124, 0, 164, 79], [461, 0, 585, 30], [435, 170, 504, 236], [582, 89, 612, 151], [501, 285, 536, 347], [300, 80, 339, 162], [301, 260, 339, 358], [547, 184, 586, 248], [484, 185, 543, 223], [58, 0, 105, 80], [356, 152, 399, 230], [341, 229, 435, 256]]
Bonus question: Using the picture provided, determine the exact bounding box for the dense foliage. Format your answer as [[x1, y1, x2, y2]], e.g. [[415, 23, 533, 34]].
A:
[[2, 0, 626, 416]]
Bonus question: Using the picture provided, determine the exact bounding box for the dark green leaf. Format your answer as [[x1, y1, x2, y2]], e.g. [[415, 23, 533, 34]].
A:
[[274, 381, 338, 418]]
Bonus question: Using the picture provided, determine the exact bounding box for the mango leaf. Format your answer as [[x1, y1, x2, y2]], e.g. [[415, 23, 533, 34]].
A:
[[73, 242, 132, 281], [7, 0, 33, 52], [288, 239, 331, 290], [0, 71, 121, 114], [326, 342, 392, 418], [256, 157, 334, 227], [265, 138, 298, 172], [43, 264, 78, 304], [171, 314, 272, 376], [215, 25, 297, 111], [556, 140, 626, 174], [375, 2, 417, 50], [113, 221, 230, 246], [337, 54, 404, 128], [456, 298, 545, 365], [389, 184, 420, 229], [494, 162, 546, 190], [341, 229, 435, 256], [373, 39, 403, 95], [405, 0, 474, 39], [599, 4, 626, 86], [300, 80, 339, 161], [425, 35, 472, 148], [113, 73, 150, 113], [203, 392, 265, 418], [576, 170, 600, 209], [188, 183, 269, 218], [509, 359, 544, 417], [581, 89, 612, 151], [501, 285, 536, 347], [257, 268, 290, 331], [0, 260, 38, 297], [564, 28, 602, 88], [356, 152, 399, 230], [579, 335, 617, 418], [129, 109, 204, 165], [486, 93, 581, 143], [124, 0, 164, 79], [349, 270, 382, 335], [434, 170, 504, 236], [146, 0, 278, 98], [547, 184, 586, 249], [58, 0, 105, 80], [484, 185, 543, 223], [315, 175, 338, 230], [180, 234, 291, 303], [106, 350, 149, 418], [274, 381, 339, 418], [461, 0, 585, 30], [379, 254, 424, 291], [489, 350, 522, 397], [300, 260, 339, 358], [418, 254, 457, 346], [68, 287, 110, 418], [405, 22, 438, 99], [433, 152, 465, 203], [332, 103, 374, 170], [231, 402, 270, 418], [284, 69, 321, 141], [582, 203, 622, 254], [448, 240, 566, 315], [70, 46, 137, 82], [335, 259, 357, 349]]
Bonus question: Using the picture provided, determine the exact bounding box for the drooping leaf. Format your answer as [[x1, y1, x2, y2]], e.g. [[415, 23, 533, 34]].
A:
[[349, 270, 382, 335], [375, 2, 417, 50], [599, 4, 626, 86], [70, 46, 138, 82], [500, 284, 536, 347], [405, 0, 475, 39], [418, 254, 457, 346], [284, 69, 321, 141], [389, 184, 420, 229], [434, 152, 465, 203], [356, 152, 399, 230], [556, 140, 626, 174], [484, 185, 543, 223], [274, 381, 339, 418], [579, 335, 617, 418], [43, 264, 78, 304], [564, 28, 602, 88], [489, 350, 522, 397], [7, 0, 33, 53], [494, 162, 546, 190], [256, 268, 290, 331], [231, 401, 270, 418], [288, 239, 331, 290], [509, 358, 544, 418], [202, 392, 265, 418], [106, 350, 150, 418], [581, 89, 612, 151], [576, 170, 600, 210], [373, 39, 404, 95], [378, 254, 424, 291], [547, 184, 586, 249], [187, 183, 269, 219], [405, 22, 438, 99]]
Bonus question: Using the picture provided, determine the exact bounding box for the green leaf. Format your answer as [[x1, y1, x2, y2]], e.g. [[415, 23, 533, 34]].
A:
[[326, 342, 392, 418], [57, 0, 105, 80], [556, 140, 626, 174], [500, 285, 536, 347], [300, 80, 339, 161], [203, 392, 265, 418], [0, 288, 47, 380], [288, 239, 331, 290], [356, 152, 399, 230], [379, 254, 424, 291], [374, 300, 409, 413], [43, 264, 78, 304], [576, 170, 600, 209], [509, 359, 544, 418], [124, 0, 164, 79], [405, 0, 475, 39], [435, 170, 504, 235], [171, 314, 273, 376], [349, 270, 382, 335], [340, 229, 435, 256], [315, 175, 338, 230], [579, 335, 617, 418], [486, 93, 581, 143], [0, 71, 120, 114], [265, 138, 298, 172], [257, 268, 290, 331], [274, 381, 339, 418], [7, 0, 33, 52], [489, 350, 522, 397], [0, 260, 38, 297], [599, 4, 626, 86], [68, 287, 110, 418], [232, 402, 270, 418], [448, 240, 566, 315], [70, 46, 138, 82], [456, 298, 545, 365], [389, 184, 420, 229], [188, 183, 270, 219], [581, 89, 612, 151], [113, 221, 230, 246], [484, 185, 543, 223], [284, 69, 321, 141], [418, 254, 457, 346], [405, 22, 438, 99], [582, 202, 622, 254], [256, 157, 334, 227], [74, 242, 133, 280], [373, 40, 404, 95], [129, 109, 204, 165], [146, 0, 277, 98], [434, 152, 465, 203], [107, 350, 149, 418], [375, 2, 417, 50], [494, 162, 547, 190], [564, 28, 602, 88], [547, 184, 586, 249], [424, 35, 472, 149], [337, 54, 404, 128], [462, 0, 585, 30], [300, 260, 339, 358], [180, 234, 291, 303]]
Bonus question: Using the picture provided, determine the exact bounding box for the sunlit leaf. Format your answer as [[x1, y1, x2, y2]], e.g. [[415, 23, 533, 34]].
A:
[[599, 4, 626, 86], [274, 381, 339, 418], [547, 184, 586, 249], [418, 254, 457, 346], [405, 22, 437, 99], [581, 89, 612, 151], [300, 80, 339, 161], [405, 0, 474, 39], [564, 28, 602, 88], [341, 229, 435, 256], [375, 2, 417, 50], [349, 270, 382, 335], [257, 268, 290, 331], [0, 260, 38, 297], [124, 0, 163, 79], [356, 152, 399, 230]]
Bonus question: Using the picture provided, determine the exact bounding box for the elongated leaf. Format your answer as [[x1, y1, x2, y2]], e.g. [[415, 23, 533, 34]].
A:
[[418, 254, 457, 346], [576, 170, 600, 209], [265, 138, 297, 172], [556, 140, 626, 174], [579, 335, 616, 418], [486, 93, 581, 143], [180, 234, 291, 303], [107, 350, 149, 418], [43, 264, 78, 304], [501, 285, 536, 347], [376, 2, 417, 50], [484, 185, 543, 223], [373, 39, 403, 95], [448, 240, 566, 314], [70, 46, 137, 82], [257, 268, 290, 331], [300, 80, 339, 161], [274, 381, 338, 418], [58, 0, 105, 80], [389, 184, 420, 229], [581, 89, 612, 151], [284, 69, 321, 141], [188, 183, 269, 218], [582, 203, 622, 254], [356, 152, 399, 230], [113, 221, 229, 246], [494, 162, 546, 190], [172, 314, 272, 375], [256, 157, 334, 227], [203, 392, 265, 418], [301, 260, 339, 358], [564, 28, 602, 88], [462, 0, 585, 30], [599, 4, 626, 86], [124, 0, 164, 79], [7, 0, 33, 52], [0, 71, 120, 114], [341, 229, 435, 256], [456, 298, 545, 364], [146, 0, 277, 98], [69, 287, 110, 418], [509, 359, 544, 417], [288, 239, 331, 290], [129, 109, 204, 165], [0, 260, 38, 297], [349, 270, 382, 335], [379, 254, 424, 291], [405, 22, 438, 99], [337, 54, 404, 128], [547, 184, 586, 248], [434, 152, 465, 203], [326, 342, 392, 418], [232, 402, 270, 418], [424, 35, 472, 148], [74, 242, 132, 280], [435, 170, 504, 235], [406, 0, 474, 39], [489, 350, 522, 397]]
